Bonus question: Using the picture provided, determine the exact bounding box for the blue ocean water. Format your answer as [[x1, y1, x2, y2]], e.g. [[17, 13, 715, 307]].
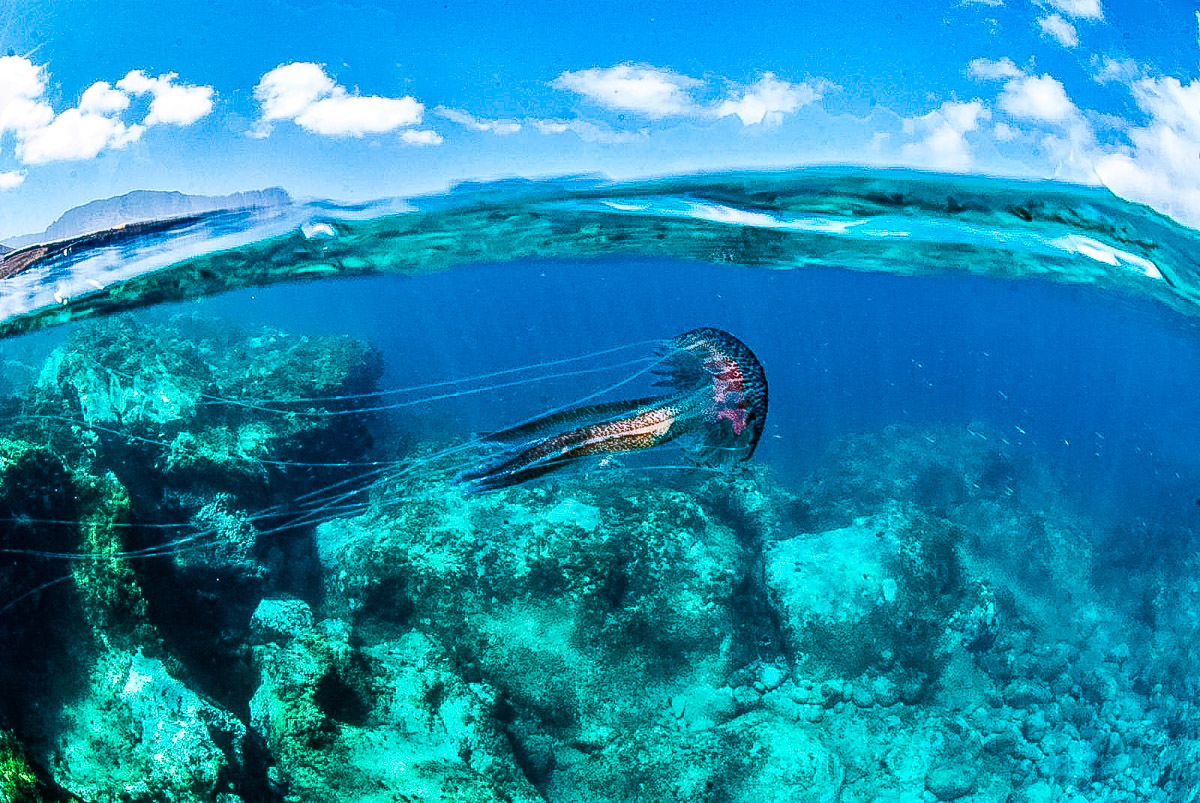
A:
[[1, 168, 1198, 801]]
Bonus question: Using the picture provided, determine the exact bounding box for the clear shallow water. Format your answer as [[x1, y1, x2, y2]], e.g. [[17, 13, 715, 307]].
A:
[[0, 167, 1198, 802]]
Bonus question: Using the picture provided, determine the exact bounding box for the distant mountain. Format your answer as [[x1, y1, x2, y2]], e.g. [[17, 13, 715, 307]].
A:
[[2, 187, 291, 249]]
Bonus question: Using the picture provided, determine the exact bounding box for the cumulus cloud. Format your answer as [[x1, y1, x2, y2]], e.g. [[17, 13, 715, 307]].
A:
[[0, 58, 212, 168], [972, 59, 1081, 127], [1090, 56, 1140, 84], [967, 57, 1022, 81], [968, 56, 1097, 180], [714, 74, 825, 126], [1038, 14, 1079, 47], [901, 100, 990, 171], [253, 62, 423, 137], [18, 110, 143, 165], [435, 107, 521, 135], [962, 53, 1200, 226], [400, 129, 443, 146], [997, 74, 1080, 124], [1093, 77, 1200, 226], [552, 64, 701, 118], [116, 70, 214, 126], [0, 56, 54, 136], [552, 63, 828, 129], [254, 62, 334, 125], [532, 118, 642, 144], [296, 94, 423, 137], [1045, 0, 1102, 20], [0, 171, 24, 190], [992, 121, 1018, 141], [79, 81, 131, 115]]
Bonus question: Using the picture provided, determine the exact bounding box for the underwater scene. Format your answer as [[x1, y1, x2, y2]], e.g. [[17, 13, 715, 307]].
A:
[[0, 168, 1198, 803]]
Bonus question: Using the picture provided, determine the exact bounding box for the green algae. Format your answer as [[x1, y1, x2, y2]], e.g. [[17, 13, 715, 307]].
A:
[[0, 731, 38, 803], [70, 471, 153, 648]]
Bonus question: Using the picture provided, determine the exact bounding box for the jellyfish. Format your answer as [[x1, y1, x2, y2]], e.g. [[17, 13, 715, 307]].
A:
[[455, 327, 768, 492]]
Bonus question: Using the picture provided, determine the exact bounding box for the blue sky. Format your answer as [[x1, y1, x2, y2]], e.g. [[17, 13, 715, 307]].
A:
[[1, 0, 1198, 237]]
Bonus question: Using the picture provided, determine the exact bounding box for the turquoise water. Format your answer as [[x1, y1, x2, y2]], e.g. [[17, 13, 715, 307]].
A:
[[0, 167, 1198, 801]]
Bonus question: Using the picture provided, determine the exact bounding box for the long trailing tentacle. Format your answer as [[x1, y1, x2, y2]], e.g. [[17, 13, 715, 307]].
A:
[[455, 326, 769, 493]]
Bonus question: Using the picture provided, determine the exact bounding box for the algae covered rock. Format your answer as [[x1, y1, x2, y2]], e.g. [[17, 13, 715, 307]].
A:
[[0, 437, 153, 721], [250, 621, 540, 802], [45, 648, 249, 803], [765, 509, 970, 682], [0, 729, 43, 803], [250, 597, 315, 645], [25, 312, 382, 506]]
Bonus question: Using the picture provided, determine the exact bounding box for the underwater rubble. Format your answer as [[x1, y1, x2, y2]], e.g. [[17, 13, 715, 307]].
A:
[[0, 317, 1197, 802]]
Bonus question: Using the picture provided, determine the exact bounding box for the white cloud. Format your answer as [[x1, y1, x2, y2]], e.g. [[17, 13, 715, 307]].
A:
[[79, 81, 130, 115], [0, 171, 24, 190], [0, 58, 208, 171], [993, 121, 1018, 141], [0, 58, 156, 166], [435, 107, 521, 135], [1093, 77, 1200, 226], [532, 118, 642, 144], [254, 62, 334, 123], [400, 129, 443, 146], [297, 94, 422, 136], [116, 70, 214, 126], [1045, 0, 1102, 20], [1038, 14, 1079, 47], [253, 62, 422, 137], [967, 57, 1022, 80], [1090, 55, 1140, 84], [967, 57, 1098, 180], [551, 64, 827, 129], [714, 74, 824, 126], [901, 100, 989, 171], [18, 109, 143, 165], [0, 56, 53, 136], [963, 53, 1200, 224], [973, 62, 1080, 126], [0, 55, 43, 101], [998, 74, 1079, 125], [551, 64, 701, 118]]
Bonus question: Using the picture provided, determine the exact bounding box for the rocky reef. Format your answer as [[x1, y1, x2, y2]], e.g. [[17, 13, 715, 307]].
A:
[[0, 315, 1196, 802]]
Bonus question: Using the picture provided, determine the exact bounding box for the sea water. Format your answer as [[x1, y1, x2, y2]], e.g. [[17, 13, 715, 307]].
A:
[[0, 168, 1197, 801]]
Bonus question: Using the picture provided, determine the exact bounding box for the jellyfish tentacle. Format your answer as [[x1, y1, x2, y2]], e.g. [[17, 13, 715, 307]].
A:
[[456, 327, 768, 493]]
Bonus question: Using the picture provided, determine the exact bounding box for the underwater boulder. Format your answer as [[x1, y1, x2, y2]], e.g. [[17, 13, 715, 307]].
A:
[[23, 313, 382, 510], [765, 509, 970, 682], [249, 597, 315, 645], [320, 478, 750, 675], [43, 648, 248, 803], [0, 437, 154, 712], [249, 620, 540, 803]]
